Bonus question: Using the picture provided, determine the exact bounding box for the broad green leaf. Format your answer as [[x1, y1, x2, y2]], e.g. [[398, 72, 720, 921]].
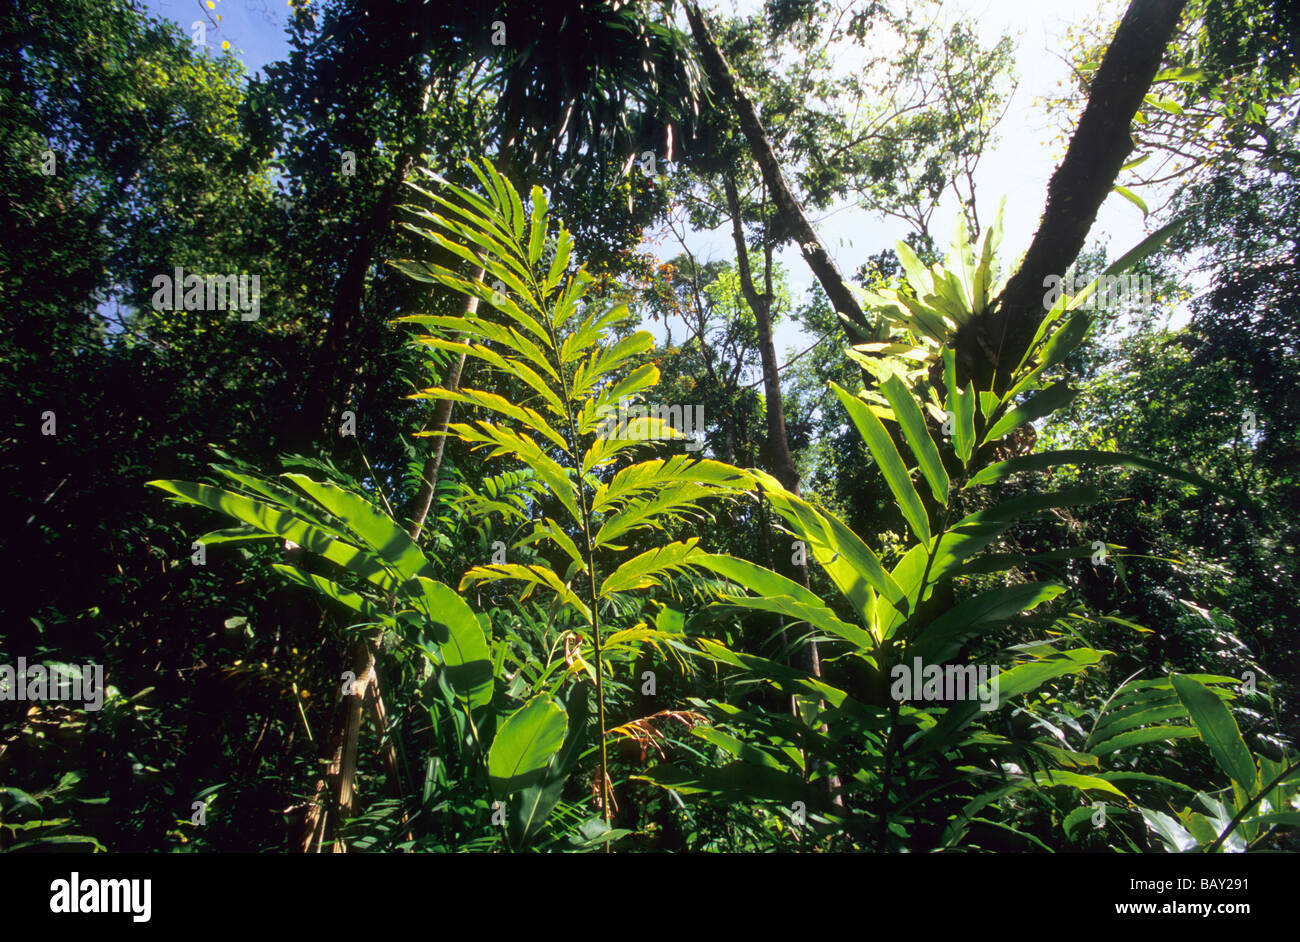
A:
[[410, 577, 494, 713], [831, 382, 929, 542], [1142, 808, 1197, 852], [941, 348, 975, 465], [692, 553, 835, 612], [513, 684, 588, 845], [982, 381, 1075, 444], [1029, 769, 1128, 799], [1008, 312, 1092, 399], [196, 526, 277, 546], [148, 480, 399, 592], [694, 726, 799, 774], [881, 375, 949, 505], [966, 449, 1250, 505], [271, 565, 392, 626], [488, 695, 568, 796], [284, 474, 433, 581], [912, 583, 1066, 662], [1172, 673, 1259, 794], [1091, 725, 1199, 756], [895, 240, 933, 297], [752, 470, 905, 613]]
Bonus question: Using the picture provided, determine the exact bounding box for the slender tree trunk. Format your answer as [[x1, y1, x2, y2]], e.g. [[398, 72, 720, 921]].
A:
[[961, 0, 1188, 392], [685, 1, 868, 338], [407, 269, 483, 541], [723, 174, 801, 495], [724, 169, 831, 696], [296, 71, 437, 450], [298, 162, 408, 446], [405, 106, 526, 538], [724, 172, 842, 806]]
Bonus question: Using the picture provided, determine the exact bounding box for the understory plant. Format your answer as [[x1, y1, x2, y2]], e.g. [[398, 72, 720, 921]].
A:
[[633, 210, 1298, 851], [391, 159, 758, 838], [146, 168, 1296, 853]]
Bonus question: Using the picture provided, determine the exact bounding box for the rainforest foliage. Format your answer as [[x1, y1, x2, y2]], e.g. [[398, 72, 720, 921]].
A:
[[2, 0, 1297, 852]]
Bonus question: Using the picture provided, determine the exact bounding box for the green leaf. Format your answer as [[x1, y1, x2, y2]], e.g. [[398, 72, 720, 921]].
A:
[[1112, 184, 1148, 216], [1171, 673, 1259, 794], [488, 695, 569, 797], [513, 684, 588, 845], [634, 759, 809, 805], [1100, 218, 1184, 283], [527, 185, 547, 268], [196, 526, 277, 546], [982, 381, 1075, 444], [148, 479, 400, 593], [912, 583, 1066, 662], [895, 240, 933, 298], [1142, 808, 1197, 852], [1009, 312, 1092, 399], [1063, 804, 1100, 840], [752, 470, 906, 614], [1030, 769, 1128, 799], [283, 474, 432, 581], [881, 375, 949, 506], [1091, 725, 1199, 756], [915, 649, 1105, 755], [415, 386, 569, 453], [600, 539, 704, 597], [1144, 94, 1184, 115], [1153, 67, 1205, 84], [410, 577, 494, 713], [942, 349, 976, 465], [271, 565, 392, 626], [965, 449, 1251, 504], [716, 595, 876, 652], [546, 229, 572, 294], [831, 382, 929, 542]]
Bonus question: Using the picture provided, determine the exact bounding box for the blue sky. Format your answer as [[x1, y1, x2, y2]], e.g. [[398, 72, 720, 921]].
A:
[[140, 0, 1179, 359]]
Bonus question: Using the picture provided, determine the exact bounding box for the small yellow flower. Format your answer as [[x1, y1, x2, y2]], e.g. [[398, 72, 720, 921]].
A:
[[221, 40, 230, 50], [207, 1, 215, 8]]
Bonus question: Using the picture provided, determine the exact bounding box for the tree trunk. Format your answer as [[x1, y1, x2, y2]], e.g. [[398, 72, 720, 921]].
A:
[[962, 0, 1188, 392], [685, 2, 869, 339], [296, 69, 437, 451], [723, 170, 833, 773], [407, 268, 484, 541], [723, 174, 800, 495]]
